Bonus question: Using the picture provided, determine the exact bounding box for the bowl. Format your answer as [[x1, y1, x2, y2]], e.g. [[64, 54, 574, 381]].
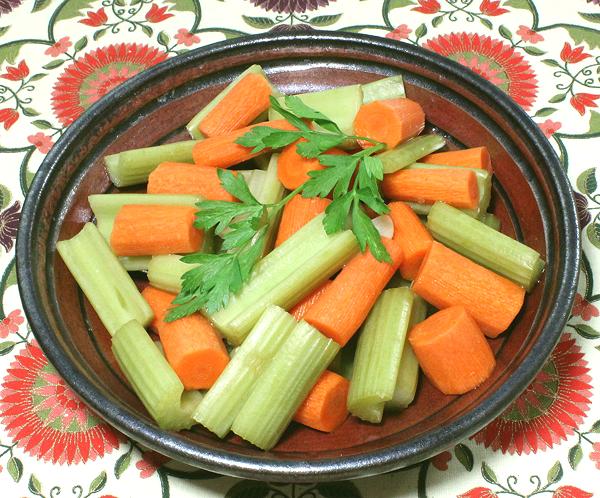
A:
[[16, 32, 580, 482]]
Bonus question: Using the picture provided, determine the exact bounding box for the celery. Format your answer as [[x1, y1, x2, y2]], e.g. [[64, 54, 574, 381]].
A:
[[147, 254, 196, 293], [209, 214, 359, 345], [105, 140, 198, 187], [348, 287, 414, 423], [231, 321, 339, 450], [56, 223, 153, 335], [482, 212, 501, 231], [426, 201, 545, 291], [361, 75, 405, 104], [379, 135, 446, 174], [193, 306, 296, 438], [120, 256, 152, 272], [254, 154, 285, 254], [111, 320, 201, 430]]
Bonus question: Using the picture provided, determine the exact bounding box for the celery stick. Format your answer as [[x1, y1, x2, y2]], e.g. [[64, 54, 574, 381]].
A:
[[186, 65, 279, 139], [231, 321, 339, 450], [348, 287, 414, 423], [254, 154, 285, 254], [361, 75, 405, 104], [111, 320, 201, 430], [426, 201, 545, 291], [105, 140, 199, 187], [56, 223, 153, 335], [379, 135, 446, 174], [147, 254, 197, 293], [483, 212, 501, 231], [209, 214, 359, 345], [194, 306, 296, 437], [120, 256, 152, 272]]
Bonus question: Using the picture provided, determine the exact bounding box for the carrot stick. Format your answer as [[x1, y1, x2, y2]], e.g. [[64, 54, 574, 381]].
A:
[[275, 194, 332, 247], [303, 238, 403, 346], [408, 305, 496, 395], [147, 162, 237, 201], [110, 205, 203, 256], [421, 146, 492, 172], [198, 73, 272, 138], [289, 280, 333, 321], [353, 98, 425, 149], [142, 286, 229, 389], [277, 139, 348, 190], [293, 370, 350, 432], [192, 120, 297, 169], [412, 242, 525, 337], [388, 201, 433, 280], [381, 168, 479, 209]]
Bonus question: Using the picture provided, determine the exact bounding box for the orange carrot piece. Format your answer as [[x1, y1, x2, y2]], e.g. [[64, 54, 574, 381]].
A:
[[142, 286, 229, 390], [275, 195, 332, 247], [421, 146, 492, 172], [408, 306, 496, 395], [353, 98, 425, 149], [198, 73, 272, 138], [388, 201, 433, 280], [293, 370, 350, 432], [277, 139, 348, 190], [303, 238, 404, 346], [110, 205, 203, 256], [381, 168, 479, 209], [147, 162, 237, 201], [192, 119, 298, 169], [412, 242, 525, 338], [289, 280, 333, 321]]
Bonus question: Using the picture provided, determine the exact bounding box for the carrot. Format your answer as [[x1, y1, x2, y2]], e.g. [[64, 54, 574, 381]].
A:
[[388, 201, 433, 280], [275, 195, 332, 247], [198, 73, 272, 138], [142, 286, 229, 390], [147, 162, 237, 201], [381, 168, 479, 209], [408, 306, 496, 395], [192, 120, 297, 169], [412, 242, 525, 338], [353, 98, 425, 149], [293, 370, 350, 432], [289, 280, 333, 320], [277, 139, 348, 190], [303, 238, 404, 346], [110, 205, 203, 256], [421, 146, 492, 172]]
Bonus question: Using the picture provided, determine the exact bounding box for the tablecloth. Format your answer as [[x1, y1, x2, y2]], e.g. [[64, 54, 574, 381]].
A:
[[0, 1, 598, 496]]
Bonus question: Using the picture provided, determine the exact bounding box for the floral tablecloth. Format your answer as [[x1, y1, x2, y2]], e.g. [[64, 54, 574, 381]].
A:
[[0, 0, 599, 497]]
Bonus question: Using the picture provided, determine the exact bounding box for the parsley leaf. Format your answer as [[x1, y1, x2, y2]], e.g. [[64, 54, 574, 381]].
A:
[[284, 96, 343, 134]]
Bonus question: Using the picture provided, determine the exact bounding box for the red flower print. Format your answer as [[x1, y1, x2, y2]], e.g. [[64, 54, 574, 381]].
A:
[[424, 33, 538, 110], [412, 0, 440, 14], [479, 0, 508, 16], [1, 60, 29, 81], [430, 450, 451, 470], [539, 119, 561, 137], [516, 25, 543, 44], [135, 451, 168, 478], [472, 333, 592, 454], [0, 108, 18, 130], [0, 341, 119, 464], [78, 7, 108, 27], [45, 37, 72, 57], [386, 24, 412, 41], [590, 442, 600, 469], [560, 43, 591, 64], [553, 486, 593, 498], [100, 496, 118, 498], [0, 310, 24, 338], [458, 488, 498, 498], [572, 293, 599, 321], [28, 132, 55, 154], [570, 93, 600, 116], [145, 4, 173, 23], [174, 28, 200, 47]]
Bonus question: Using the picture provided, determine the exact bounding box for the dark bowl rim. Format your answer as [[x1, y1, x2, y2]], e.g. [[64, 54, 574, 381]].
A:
[[16, 31, 580, 482]]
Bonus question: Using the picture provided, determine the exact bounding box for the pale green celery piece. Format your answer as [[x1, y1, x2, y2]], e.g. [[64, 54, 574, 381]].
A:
[[379, 135, 446, 174], [231, 321, 340, 450], [147, 255, 197, 293], [105, 140, 198, 187], [194, 306, 296, 437], [111, 320, 201, 430], [426, 201, 545, 291], [120, 256, 152, 272], [361, 75, 405, 104], [254, 154, 285, 255], [388, 295, 427, 410], [348, 287, 414, 423], [482, 212, 501, 231], [245, 170, 267, 199], [329, 335, 358, 380], [56, 223, 153, 335], [186, 65, 280, 139], [209, 214, 359, 345]]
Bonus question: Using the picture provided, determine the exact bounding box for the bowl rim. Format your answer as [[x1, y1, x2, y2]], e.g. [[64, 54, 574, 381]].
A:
[[16, 31, 580, 482]]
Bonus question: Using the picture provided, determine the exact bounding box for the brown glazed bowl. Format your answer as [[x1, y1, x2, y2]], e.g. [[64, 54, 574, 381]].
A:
[[17, 32, 579, 481]]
